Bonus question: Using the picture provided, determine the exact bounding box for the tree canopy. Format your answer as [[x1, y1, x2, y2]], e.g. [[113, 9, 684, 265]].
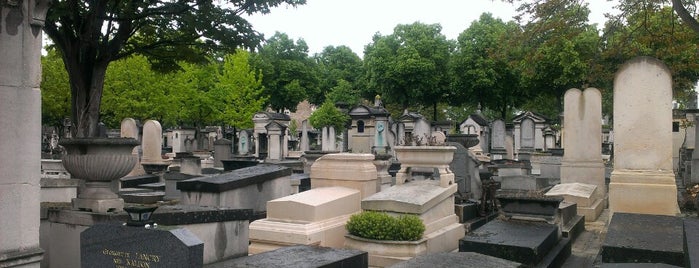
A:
[[44, 0, 305, 137]]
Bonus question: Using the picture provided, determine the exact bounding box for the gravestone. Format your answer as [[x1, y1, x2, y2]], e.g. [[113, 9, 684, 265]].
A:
[[520, 118, 535, 150], [602, 213, 684, 266], [546, 183, 602, 222], [300, 120, 310, 152], [310, 153, 378, 199], [209, 245, 367, 268], [81, 224, 204, 268], [609, 57, 679, 215], [238, 130, 251, 155], [559, 88, 605, 221], [692, 116, 699, 184], [491, 119, 507, 160], [212, 138, 232, 168], [122, 118, 144, 177], [448, 142, 482, 200], [141, 120, 164, 165], [391, 252, 523, 268]]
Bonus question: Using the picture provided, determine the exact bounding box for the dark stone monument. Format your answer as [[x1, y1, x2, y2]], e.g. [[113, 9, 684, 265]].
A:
[[390, 252, 524, 268], [220, 159, 258, 171], [81, 224, 204, 268], [206, 245, 367, 268], [177, 164, 290, 193], [685, 218, 699, 268], [602, 213, 684, 267]]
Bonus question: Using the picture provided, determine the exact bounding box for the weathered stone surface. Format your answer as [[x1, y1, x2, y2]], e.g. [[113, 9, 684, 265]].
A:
[[610, 57, 679, 215], [459, 220, 559, 266], [177, 164, 291, 192], [121, 174, 160, 188], [684, 218, 699, 268], [361, 180, 457, 214], [81, 224, 204, 268], [545, 183, 597, 207], [310, 153, 379, 198], [602, 213, 684, 267], [208, 245, 368, 268], [267, 186, 360, 222], [389, 252, 524, 268], [496, 194, 563, 223], [220, 159, 258, 171]]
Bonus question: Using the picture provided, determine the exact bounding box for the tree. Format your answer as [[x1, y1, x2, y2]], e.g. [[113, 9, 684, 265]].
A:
[[43, 0, 305, 137], [326, 79, 361, 106], [308, 99, 350, 132], [514, 0, 600, 119], [605, 2, 699, 106], [213, 50, 268, 129], [314, 45, 364, 104], [101, 55, 171, 128], [364, 22, 452, 120], [252, 32, 319, 112], [450, 13, 524, 119], [41, 48, 71, 127]]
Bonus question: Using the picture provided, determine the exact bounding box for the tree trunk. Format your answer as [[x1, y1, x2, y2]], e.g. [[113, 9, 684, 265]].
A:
[[64, 54, 109, 138], [672, 0, 699, 36]]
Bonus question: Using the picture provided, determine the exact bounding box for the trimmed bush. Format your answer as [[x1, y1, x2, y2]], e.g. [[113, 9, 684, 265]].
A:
[[345, 211, 425, 241]]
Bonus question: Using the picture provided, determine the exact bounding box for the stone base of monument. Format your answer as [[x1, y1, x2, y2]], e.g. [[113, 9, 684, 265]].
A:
[[121, 192, 165, 204], [72, 197, 124, 213], [163, 172, 198, 200], [559, 202, 585, 240], [43, 205, 252, 268], [40, 178, 79, 203], [389, 252, 523, 268], [545, 182, 604, 222], [459, 220, 571, 267], [344, 180, 463, 267], [609, 170, 680, 216], [602, 213, 685, 267], [208, 245, 368, 268], [310, 153, 379, 199], [248, 187, 361, 254]]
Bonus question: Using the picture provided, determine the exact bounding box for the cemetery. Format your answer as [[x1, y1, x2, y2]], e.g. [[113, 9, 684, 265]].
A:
[[6, 1, 699, 268]]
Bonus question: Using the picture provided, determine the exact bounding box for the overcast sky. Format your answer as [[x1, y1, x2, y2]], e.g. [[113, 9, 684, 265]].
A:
[[245, 0, 619, 56]]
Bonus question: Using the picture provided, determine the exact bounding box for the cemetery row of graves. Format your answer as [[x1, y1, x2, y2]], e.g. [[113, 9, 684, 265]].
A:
[[31, 57, 699, 267]]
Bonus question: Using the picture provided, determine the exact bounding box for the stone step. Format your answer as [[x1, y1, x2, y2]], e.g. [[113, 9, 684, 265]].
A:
[[601, 213, 684, 267]]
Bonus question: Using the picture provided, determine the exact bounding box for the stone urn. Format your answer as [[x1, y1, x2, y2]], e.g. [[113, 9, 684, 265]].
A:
[[60, 138, 140, 213], [393, 146, 456, 187], [446, 133, 480, 148]]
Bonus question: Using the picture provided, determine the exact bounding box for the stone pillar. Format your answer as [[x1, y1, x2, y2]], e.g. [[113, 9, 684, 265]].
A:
[[490, 120, 506, 160], [300, 120, 309, 152], [560, 88, 606, 201], [0, 1, 50, 266], [609, 57, 680, 216]]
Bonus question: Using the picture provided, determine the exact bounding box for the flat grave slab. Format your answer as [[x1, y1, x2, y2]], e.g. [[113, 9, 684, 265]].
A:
[[389, 252, 524, 268], [361, 180, 456, 214], [206, 245, 367, 268], [178, 164, 291, 193], [459, 219, 559, 266], [602, 213, 684, 267], [684, 218, 699, 268]]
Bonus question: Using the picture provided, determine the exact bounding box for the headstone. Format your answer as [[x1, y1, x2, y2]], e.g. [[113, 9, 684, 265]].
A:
[[212, 138, 232, 168], [390, 252, 523, 268], [520, 118, 535, 149], [692, 116, 699, 184], [141, 120, 164, 164], [560, 88, 605, 204], [238, 130, 251, 155], [321, 126, 337, 151], [609, 57, 679, 215], [448, 142, 482, 199], [81, 224, 204, 268], [491, 119, 507, 160], [545, 183, 603, 222], [122, 118, 144, 177]]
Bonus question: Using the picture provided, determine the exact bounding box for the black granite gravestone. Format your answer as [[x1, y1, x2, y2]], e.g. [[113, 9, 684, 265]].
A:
[[390, 252, 524, 268], [602, 213, 684, 267], [81, 224, 203, 268], [177, 164, 290, 193], [206, 245, 367, 268]]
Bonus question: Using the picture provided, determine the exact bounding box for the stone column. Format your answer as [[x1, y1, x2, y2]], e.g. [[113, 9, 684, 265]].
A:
[[213, 138, 232, 168], [121, 118, 144, 177], [300, 120, 309, 152], [691, 116, 699, 184], [609, 57, 680, 216], [0, 1, 50, 266]]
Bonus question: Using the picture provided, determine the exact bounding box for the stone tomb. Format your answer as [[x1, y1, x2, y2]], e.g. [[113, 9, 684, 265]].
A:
[[602, 213, 684, 267], [178, 164, 292, 215], [345, 180, 464, 267], [81, 224, 204, 268], [545, 183, 603, 222], [248, 187, 361, 254], [209, 245, 367, 268], [310, 153, 379, 199], [390, 252, 524, 268]]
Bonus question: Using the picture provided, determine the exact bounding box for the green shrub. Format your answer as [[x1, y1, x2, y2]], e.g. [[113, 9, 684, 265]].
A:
[[345, 211, 425, 241]]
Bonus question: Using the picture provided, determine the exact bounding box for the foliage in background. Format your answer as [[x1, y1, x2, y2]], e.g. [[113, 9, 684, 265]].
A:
[[345, 211, 425, 241], [315, 46, 364, 105], [308, 100, 350, 132], [41, 49, 71, 127], [213, 51, 268, 129]]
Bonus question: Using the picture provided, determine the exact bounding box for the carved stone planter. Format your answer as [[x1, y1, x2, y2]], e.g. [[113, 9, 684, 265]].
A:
[[60, 138, 139, 213], [393, 146, 456, 187]]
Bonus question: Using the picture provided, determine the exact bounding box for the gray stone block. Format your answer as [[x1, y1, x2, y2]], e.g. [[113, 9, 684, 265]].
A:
[[206, 245, 367, 268], [602, 213, 684, 267], [389, 252, 524, 268]]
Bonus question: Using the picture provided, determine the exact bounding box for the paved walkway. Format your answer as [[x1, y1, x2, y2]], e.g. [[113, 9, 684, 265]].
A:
[[562, 209, 610, 267]]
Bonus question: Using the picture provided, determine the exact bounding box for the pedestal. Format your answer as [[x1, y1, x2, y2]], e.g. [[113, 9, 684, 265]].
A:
[[609, 170, 680, 216]]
